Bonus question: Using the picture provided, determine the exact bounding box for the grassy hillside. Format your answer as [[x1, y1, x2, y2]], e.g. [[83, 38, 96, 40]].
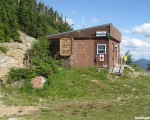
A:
[[1, 68, 150, 120]]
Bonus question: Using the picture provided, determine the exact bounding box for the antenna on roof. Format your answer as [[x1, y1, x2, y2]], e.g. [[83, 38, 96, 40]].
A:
[[83, 17, 85, 28], [108, 12, 111, 23]]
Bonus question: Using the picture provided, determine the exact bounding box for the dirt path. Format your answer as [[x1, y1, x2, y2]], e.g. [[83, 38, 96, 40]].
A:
[[0, 106, 39, 117], [129, 71, 150, 78], [0, 101, 39, 117]]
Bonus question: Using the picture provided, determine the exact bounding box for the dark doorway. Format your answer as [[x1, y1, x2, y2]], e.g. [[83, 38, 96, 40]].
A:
[[50, 41, 60, 59]]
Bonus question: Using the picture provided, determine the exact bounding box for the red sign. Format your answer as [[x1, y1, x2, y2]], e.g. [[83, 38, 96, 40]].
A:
[[99, 55, 104, 61]]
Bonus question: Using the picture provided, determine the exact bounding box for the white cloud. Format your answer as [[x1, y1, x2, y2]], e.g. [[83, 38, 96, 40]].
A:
[[132, 23, 150, 37], [91, 17, 99, 24], [122, 37, 150, 48], [120, 36, 150, 60], [120, 23, 150, 60]]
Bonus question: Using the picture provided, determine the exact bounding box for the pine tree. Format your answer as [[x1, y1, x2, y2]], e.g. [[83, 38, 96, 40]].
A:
[[0, 23, 5, 42], [0, 0, 73, 41], [18, 0, 29, 31], [126, 52, 133, 65]]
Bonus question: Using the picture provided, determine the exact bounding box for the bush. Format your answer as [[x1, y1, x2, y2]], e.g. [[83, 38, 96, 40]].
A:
[[7, 68, 37, 83], [25, 37, 60, 77], [34, 62, 53, 78], [12, 30, 22, 43], [6, 37, 60, 95], [5, 37, 11, 43], [0, 46, 8, 53]]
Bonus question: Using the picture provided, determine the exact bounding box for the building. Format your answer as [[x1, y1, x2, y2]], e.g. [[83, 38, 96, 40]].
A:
[[47, 23, 121, 71]]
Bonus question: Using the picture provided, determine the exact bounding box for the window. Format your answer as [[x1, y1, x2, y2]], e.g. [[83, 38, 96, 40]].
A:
[[97, 44, 106, 54]]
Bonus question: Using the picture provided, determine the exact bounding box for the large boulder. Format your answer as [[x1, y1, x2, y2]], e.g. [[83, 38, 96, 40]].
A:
[[31, 76, 46, 89]]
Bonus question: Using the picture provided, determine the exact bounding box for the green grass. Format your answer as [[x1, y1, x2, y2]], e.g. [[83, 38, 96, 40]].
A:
[[1, 68, 150, 120]]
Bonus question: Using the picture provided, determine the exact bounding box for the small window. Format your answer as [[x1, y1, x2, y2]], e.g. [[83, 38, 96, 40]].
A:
[[97, 44, 106, 54]]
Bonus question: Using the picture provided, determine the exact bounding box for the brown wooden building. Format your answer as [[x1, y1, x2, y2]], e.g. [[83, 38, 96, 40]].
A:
[[47, 23, 121, 71]]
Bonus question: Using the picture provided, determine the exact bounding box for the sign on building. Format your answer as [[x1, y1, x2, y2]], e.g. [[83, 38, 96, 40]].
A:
[[60, 38, 71, 56], [96, 31, 107, 37], [99, 55, 104, 61]]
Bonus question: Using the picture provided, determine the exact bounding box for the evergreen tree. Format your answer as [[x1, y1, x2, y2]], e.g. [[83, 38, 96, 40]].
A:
[[0, 0, 19, 42], [0, 0, 72, 42], [0, 23, 5, 42], [126, 52, 133, 65]]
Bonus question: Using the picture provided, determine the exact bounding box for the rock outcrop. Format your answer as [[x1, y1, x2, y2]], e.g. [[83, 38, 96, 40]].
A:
[[0, 31, 36, 80]]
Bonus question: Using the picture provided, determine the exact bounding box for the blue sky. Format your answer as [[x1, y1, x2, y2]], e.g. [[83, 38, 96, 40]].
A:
[[38, 0, 150, 60]]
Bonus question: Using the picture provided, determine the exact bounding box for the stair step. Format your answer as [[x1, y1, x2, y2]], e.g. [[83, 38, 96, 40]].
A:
[[111, 64, 125, 75]]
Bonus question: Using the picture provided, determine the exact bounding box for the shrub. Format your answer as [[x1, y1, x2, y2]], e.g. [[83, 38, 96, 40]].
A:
[[7, 68, 37, 83], [14, 38, 22, 43], [5, 37, 11, 43], [25, 37, 60, 77], [12, 31, 22, 43], [6, 37, 60, 94], [0, 46, 8, 53], [35, 62, 53, 78]]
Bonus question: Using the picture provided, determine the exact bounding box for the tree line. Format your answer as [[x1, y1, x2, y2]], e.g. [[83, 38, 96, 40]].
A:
[[0, 0, 72, 42]]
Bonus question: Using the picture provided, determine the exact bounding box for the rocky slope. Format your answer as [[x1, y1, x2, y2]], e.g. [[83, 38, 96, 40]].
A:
[[0, 31, 36, 80]]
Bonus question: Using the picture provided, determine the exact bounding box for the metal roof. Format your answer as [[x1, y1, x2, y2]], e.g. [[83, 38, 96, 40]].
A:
[[47, 23, 121, 41]]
